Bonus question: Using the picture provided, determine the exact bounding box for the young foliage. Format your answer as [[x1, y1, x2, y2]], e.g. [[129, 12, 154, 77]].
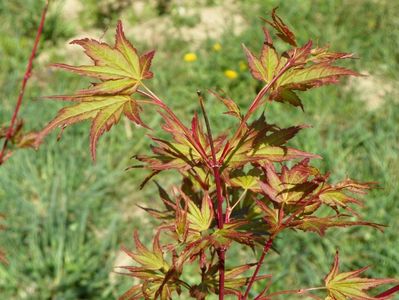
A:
[[324, 252, 397, 300], [32, 8, 398, 300], [34, 21, 154, 160]]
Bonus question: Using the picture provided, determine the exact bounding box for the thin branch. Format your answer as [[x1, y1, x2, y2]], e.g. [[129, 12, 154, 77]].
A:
[[376, 284, 399, 298], [0, 1, 49, 164], [243, 237, 274, 300], [197, 90, 226, 300]]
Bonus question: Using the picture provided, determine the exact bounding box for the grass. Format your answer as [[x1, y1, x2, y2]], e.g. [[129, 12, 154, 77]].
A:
[[0, 0, 398, 298]]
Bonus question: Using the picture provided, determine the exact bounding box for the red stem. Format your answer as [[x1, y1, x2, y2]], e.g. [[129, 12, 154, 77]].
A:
[[0, 1, 49, 165], [243, 237, 274, 300], [198, 92, 226, 300], [376, 284, 399, 298]]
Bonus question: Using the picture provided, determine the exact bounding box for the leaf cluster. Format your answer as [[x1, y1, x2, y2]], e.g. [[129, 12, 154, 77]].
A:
[[32, 8, 398, 300]]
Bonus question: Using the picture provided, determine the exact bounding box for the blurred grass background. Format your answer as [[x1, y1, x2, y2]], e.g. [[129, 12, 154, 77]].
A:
[[0, 0, 398, 299]]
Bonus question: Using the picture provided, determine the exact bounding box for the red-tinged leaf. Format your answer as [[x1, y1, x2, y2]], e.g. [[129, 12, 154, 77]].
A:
[[243, 44, 266, 81], [319, 191, 362, 211], [255, 199, 280, 232], [270, 87, 303, 110], [291, 215, 385, 236], [38, 21, 155, 159], [243, 28, 279, 83], [251, 145, 320, 162], [255, 124, 308, 147], [71, 38, 133, 73], [310, 47, 354, 63], [318, 179, 373, 214], [139, 50, 155, 79], [260, 161, 321, 205], [226, 118, 318, 169], [115, 21, 141, 77], [119, 284, 144, 300], [123, 231, 168, 271], [52, 63, 131, 80], [35, 96, 143, 160], [55, 22, 154, 86], [324, 252, 397, 300], [278, 64, 359, 90], [230, 175, 260, 192], [287, 40, 313, 65], [77, 77, 139, 95], [209, 90, 242, 120], [260, 28, 279, 81], [263, 8, 297, 46], [185, 193, 214, 232]]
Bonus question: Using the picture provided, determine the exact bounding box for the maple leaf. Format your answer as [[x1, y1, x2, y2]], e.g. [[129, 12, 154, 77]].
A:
[[119, 232, 184, 300], [122, 231, 168, 271], [209, 90, 242, 120], [262, 8, 297, 47], [324, 252, 397, 300], [225, 116, 320, 169], [260, 161, 318, 205], [186, 193, 214, 232], [244, 10, 358, 109], [53, 21, 154, 96], [318, 179, 375, 215], [291, 215, 384, 236], [36, 95, 144, 160], [35, 21, 155, 160]]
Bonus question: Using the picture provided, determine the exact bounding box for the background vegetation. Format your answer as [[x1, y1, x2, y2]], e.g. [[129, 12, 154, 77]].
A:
[[0, 0, 398, 298]]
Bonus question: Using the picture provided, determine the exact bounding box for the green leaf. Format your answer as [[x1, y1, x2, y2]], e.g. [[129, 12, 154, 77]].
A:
[[277, 64, 358, 89], [230, 175, 259, 191], [325, 252, 397, 300], [35, 96, 144, 160], [292, 215, 384, 236], [243, 28, 279, 83], [262, 8, 297, 47], [35, 21, 154, 160], [186, 193, 214, 232], [123, 231, 168, 271]]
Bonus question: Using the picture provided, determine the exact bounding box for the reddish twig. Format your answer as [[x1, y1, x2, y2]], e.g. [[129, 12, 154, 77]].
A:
[[198, 91, 226, 300], [0, 1, 49, 165], [376, 284, 399, 298], [243, 237, 274, 300]]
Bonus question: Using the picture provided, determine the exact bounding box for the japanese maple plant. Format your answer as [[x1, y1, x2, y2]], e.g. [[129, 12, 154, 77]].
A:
[[4, 7, 399, 300]]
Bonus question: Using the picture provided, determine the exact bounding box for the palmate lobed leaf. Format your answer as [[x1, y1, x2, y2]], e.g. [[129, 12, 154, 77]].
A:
[[225, 115, 320, 169], [324, 252, 397, 300], [260, 160, 317, 205], [35, 95, 144, 160], [244, 9, 358, 109], [122, 231, 168, 271], [291, 215, 385, 236], [35, 21, 155, 160]]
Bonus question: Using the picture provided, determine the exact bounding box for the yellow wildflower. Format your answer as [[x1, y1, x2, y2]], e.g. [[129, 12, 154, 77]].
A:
[[224, 69, 238, 80], [183, 52, 198, 62], [213, 42, 222, 52], [239, 60, 247, 71]]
